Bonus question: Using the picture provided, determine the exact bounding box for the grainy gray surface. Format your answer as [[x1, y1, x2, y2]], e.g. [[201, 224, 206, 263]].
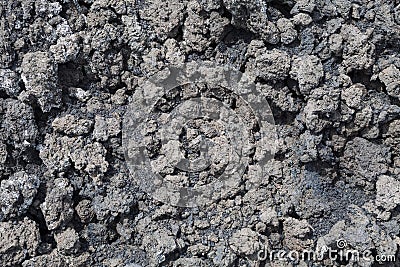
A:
[[0, 0, 400, 266]]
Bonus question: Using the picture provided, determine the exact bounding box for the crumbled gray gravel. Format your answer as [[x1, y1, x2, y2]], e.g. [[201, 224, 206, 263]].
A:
[[0, 0, 400, 266]]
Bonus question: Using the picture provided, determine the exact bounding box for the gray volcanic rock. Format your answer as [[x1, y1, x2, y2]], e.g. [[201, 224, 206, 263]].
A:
[[0, 0, 399, 266], [0, 171, 40, 221], [0, 218, 40, 266]]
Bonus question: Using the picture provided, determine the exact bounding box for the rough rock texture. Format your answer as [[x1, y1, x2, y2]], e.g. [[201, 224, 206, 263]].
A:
[[40, 178, 74, 231], [0, 218, 40, 266], [0, 171, 40, 221], [20, 52, 61, 112], [0, 0, 399, 266]]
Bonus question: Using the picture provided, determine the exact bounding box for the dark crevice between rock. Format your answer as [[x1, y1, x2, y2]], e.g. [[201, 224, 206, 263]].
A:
[[388, 94, 400, 108], [107, 215, 121, 244], [2, 142, 42, 176], [121, 44, 132, 72], [171, 15, 186, 42], [268, 0, 294, 19], [269, 104, 298, 126], [23, 146, 42, 165], [59, 1, 74, 20], [286, 206, 301, 219], [27, 183, 57, 255], [161, 246, 188, 267], [222, 25, 255, 45], [30, 99, 59, 140], [348, 68, 385, 93], [108, 81, 128, 95], [220, 4, 233, 21], [77, 0, 92, 11], [58, 62, 86, 88], [0, 90, 10, 99]]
